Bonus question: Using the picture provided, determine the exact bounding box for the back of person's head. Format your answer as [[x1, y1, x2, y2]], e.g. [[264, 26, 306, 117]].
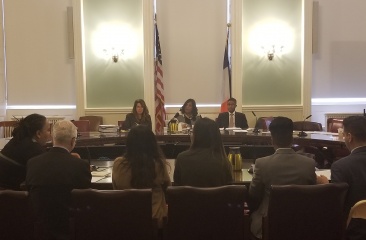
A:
[[53, 120, 77, 146], [191, 118, 224, 152], [343, 116, 366, 142], [125, 125, 164, 188], [12, 113, 47, 140], [269, 117, 293, 147]]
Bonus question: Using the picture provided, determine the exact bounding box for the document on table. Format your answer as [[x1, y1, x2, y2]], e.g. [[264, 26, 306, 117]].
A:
[[316, 169, 331, 179], [91, 170, 110, 177], [92, 177, 104, 183]]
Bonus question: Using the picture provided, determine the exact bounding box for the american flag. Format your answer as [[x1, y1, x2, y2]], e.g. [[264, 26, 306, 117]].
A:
[[220, 30, 232, 112], [154, 23, 166, 134]]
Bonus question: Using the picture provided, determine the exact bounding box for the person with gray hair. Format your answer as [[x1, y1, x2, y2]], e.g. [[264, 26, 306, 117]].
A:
[[26, 120, 91, 240]]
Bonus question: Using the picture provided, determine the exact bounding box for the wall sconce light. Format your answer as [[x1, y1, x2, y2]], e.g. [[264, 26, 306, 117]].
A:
[[103, 48, 124, 63], [262, 45, 284, 61]]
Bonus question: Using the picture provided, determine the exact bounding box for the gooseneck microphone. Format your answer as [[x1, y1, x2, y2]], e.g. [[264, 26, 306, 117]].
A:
[[298, 114, 312, 137], [252, 111, 260, 134]]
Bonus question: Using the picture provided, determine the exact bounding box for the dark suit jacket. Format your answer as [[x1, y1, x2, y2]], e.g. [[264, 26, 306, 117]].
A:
[[122, 113, 152, 130], [0, 137, 46, 190], [216, 111, 249, 129], [331, 146, 366, 240], [26, 147, 91, 239], [174, 148, 233, 187]]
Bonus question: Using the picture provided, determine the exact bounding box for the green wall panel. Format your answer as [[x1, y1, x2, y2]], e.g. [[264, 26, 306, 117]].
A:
[[84, 0, 143, 108], [242, 0, 302, 105]]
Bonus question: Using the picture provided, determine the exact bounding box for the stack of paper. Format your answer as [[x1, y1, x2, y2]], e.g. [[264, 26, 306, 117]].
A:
[[98, 125, 119, 133]]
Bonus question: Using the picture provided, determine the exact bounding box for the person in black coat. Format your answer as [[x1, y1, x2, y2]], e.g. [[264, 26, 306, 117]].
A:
[[26, 120, 91, 240], [0, 113, 51, 190], [216, 98, 248, 129], [122, 99, 152, 130], [330, 116, 366, 240]]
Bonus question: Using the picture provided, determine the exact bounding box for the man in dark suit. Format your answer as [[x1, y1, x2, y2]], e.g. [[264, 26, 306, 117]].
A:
[[216, 97, 248, 129], [331, 116, 366, 240], [26, 120, 91, 240]]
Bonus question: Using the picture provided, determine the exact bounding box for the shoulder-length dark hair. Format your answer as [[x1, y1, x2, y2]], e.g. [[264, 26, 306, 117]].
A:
[[132, 99, 150, 123], [12, 113, 47, 142], [191, 117, 229, 164], [124, 125, 165, 188], [180, 98, 198, 116]]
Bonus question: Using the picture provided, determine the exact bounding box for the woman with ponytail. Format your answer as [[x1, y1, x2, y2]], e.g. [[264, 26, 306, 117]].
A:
[[0, 113, 51, 189]]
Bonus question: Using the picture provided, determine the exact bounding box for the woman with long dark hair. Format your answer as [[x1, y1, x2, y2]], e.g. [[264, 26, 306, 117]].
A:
[[172, 98, 201, 127], [122, 99, 152, 130], [112, 125, 171, 227], [0, 113, 51, 189], [174, 117, 232, 187]]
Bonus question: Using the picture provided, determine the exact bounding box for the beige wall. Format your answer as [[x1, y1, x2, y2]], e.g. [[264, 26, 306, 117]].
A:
[[1, 0, 365, 127]]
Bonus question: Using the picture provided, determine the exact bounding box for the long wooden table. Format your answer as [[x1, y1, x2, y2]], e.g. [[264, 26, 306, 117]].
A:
[[74, 131, 348, 161], [90, 159, 254, 190], [76, 130, 345, 148]]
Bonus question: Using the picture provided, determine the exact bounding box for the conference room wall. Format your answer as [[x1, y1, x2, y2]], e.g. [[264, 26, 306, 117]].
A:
[[1, 0, 365, 128], [2, 0, 76, 120]]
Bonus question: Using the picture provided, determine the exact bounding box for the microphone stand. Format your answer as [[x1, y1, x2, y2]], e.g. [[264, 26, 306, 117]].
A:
[[298, 115, 312, 137], [252, 111, 260, 134]]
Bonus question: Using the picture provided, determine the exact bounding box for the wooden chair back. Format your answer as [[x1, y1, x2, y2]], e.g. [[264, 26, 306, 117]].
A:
[[255, 117, 274, 131], [263, 183, 348, 240], [71, 120, 90, 132], [79, 116, 103, 132], [0, 121, 18, 138], [70, 189, 153, 240], [327, 118, 344, 133], [347, 200, 366, 227], [0, 190, 35, 240], [293, 121, 323, 131], [166, 185, 247, 240]]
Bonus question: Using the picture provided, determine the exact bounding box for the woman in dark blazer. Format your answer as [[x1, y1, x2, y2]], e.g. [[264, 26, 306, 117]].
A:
[[174, 117, 232, 187], [122, 99, 152, 130], [0, 113, 51, 190]]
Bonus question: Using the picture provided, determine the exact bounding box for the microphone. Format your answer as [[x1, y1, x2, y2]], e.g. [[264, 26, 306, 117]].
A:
[[252, 111, 260, 134], [298, 114, 312, 137]]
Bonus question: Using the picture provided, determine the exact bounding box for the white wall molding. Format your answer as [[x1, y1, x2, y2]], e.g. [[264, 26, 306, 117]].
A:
[[72, 0, 86, 118], [143, 0, 155, 131]]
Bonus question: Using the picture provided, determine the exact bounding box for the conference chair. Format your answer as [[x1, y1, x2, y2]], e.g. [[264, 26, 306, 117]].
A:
[[0, 190, 35, 240], [71, 120, 90, 132], [347, 200, 366, 227], [0, 120, 18, 138], [327, 118, 344, 133], [293, 121, 323, 131], [255, 117, 274, 131], [262, 183, 348, 240], [79, 116, 103, 132], [166, 185, 247, 240], [70, 189, 154, 240]]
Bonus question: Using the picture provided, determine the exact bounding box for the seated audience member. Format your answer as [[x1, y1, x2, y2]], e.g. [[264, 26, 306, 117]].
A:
[[330, 116, 366, 240], [112, 125, 171, 228], [216, 97, 249, 129], [122, 99, 152, 130], [26, 120, 92, 240], [249, 117, 317, 239], [172, 98, 201, 127], [174, 117, 232, 187], [0, 113, 51, 190]]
